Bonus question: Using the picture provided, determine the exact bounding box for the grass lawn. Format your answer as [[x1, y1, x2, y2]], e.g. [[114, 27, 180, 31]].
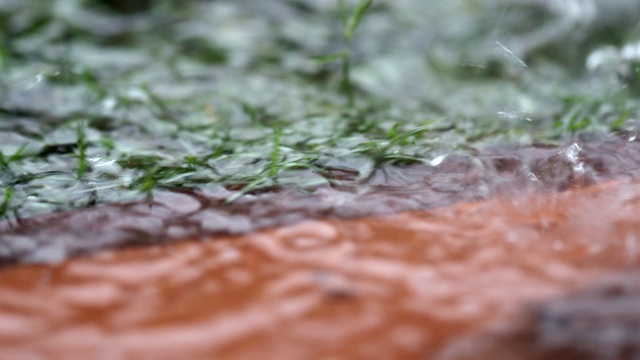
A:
[[1, 0, 639, 219]]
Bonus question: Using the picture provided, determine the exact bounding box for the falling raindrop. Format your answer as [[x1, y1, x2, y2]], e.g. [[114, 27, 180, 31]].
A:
[[429, 154, 447, 167], [25, 72, 46, 90], [586, 46, 619, 72], [623, 119, 640, 141], [101, 96, 118, 113], [495, 41, 528, 69], [126, 87, 149, 103]]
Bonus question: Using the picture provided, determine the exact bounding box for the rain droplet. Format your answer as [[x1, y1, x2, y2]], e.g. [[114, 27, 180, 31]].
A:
[[586, 46, 619, 72], [25, 72, 46, 90], [527, 173, 539, 182], [89, 156, 116, 167], [101, 96, 117, 112], [126, 87, 150, 103], [559, 143, 585, 174], [560, 143, 582, 163], [621, 41, 640, 61], [623, 119, 640, 141], [498, 110, 532, 122], [429, 155, 447, 167], [495, 41, 528, 69]]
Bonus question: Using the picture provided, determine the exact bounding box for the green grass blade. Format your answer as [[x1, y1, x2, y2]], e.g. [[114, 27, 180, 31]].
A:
[[311, 51, 347, 63], [269, 127, 282, 178], [224, 177, 267, 204], [9, 143, 28, 162], [344, 0, 374, 40], [241, 102, 261, 127], [0, 186, 13, 217], [76, 120, 87, 180], [338, 0, 349, 27], [610, 111, 629, 130], [387, 119, 442, 146], [341, 52, 354, 107]]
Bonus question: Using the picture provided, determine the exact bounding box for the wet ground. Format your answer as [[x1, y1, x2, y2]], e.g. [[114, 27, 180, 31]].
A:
[[3, 1, 640, 359], [2, 0, 640, 220], [3, 133, 640, 264], [2, 177, 640, 359]]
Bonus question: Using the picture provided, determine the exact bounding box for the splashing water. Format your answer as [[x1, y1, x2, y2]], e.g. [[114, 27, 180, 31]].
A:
[[429, 154, 447, 167], [560, 143, 585, 174], [624, 119, 640, 142], [497, 110, 532, 122]]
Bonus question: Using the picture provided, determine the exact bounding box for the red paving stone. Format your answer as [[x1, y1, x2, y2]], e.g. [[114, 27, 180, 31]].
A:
[[2, 179, 640, 359]]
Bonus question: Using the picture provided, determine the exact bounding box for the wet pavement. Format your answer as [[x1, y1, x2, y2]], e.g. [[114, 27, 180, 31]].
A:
[[445, 271, 640, 360], [2, 177, 640, 359]]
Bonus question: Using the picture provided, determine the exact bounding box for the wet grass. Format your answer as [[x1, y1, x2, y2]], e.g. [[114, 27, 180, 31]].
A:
[[76, 120, 88, 180], [0, 186, 13, 217], [321, 0, 374, 107], [0, 0, 639, 218]]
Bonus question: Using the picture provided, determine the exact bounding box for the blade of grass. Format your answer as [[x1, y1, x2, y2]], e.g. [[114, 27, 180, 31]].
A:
[[344, 0, 374, 41], [338, 0, 349, 26], [140, 168, 157, 193], [610, 111, 629, 130], [0, 143, 29, 168], [9, 143, 28, 162], [311, 51, 347, 63], [76, 120, 87, 179], [0, 186, 13, 217], [241, 102, 260, 127], [269, 127, 282, 178], [386, 120, 440, 147], [342, 50, 354, 107], [224, 177, 268, 204]]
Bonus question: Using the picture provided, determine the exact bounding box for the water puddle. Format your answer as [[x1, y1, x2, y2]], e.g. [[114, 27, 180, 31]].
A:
[[1, 178, 640, 358]]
